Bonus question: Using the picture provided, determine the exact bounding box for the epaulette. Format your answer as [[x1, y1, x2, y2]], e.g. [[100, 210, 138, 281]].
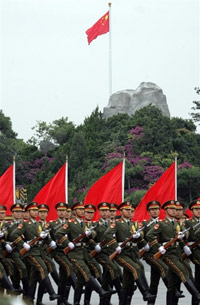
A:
[[68, 219, 75, 223], [192, 219, 195, 222], [28, 222, 31, 224]]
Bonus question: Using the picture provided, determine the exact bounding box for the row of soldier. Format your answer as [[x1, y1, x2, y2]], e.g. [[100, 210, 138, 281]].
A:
[[0, 198, 200, 305]]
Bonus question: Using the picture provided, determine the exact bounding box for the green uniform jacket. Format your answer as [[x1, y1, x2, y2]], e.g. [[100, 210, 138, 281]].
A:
[[9, 219, 51, 257], [104, 218, 147, 257], [146, 218, 186, 258], [185, 217, 200, 260]]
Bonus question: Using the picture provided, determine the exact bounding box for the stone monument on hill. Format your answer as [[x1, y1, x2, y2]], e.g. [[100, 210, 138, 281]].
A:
[[103, 82, 170, 119]]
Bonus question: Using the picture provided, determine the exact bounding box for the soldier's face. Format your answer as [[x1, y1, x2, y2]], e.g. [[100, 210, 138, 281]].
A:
[[85, 211, 94, 221], [99, 209, 110, 220], [175, 209, 183, 219], [121, 208, 132, 219], [75, 208, 85, 219], [39, 211, 48, 221], [57, 209, 67, 219], [166, 207, 176, 218], [29, 209, 38, 219], [149, 208, 160, 218], [110, 210, 117, 219], [66, 211, 72, 220], [192, 208, 200, 219], [13, 211, 22, 220], [0, 212, 6, 221]]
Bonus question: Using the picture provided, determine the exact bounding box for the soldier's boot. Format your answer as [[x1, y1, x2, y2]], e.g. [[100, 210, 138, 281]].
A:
[[73, 287, 82, 305], [36, 283, 45, 305], [42, 276, 60, 301], [27, 282, 37, 304], [136, 275, 156, 302], [166, 290, 176, 305], [192, 296, 200, 305], [1, 274, 19, 294], [184, 279, 200, 302], [87, 276, 111, 297], [126, 289, 134, 305], [112, 277, 121, 296], [22, 277, 29, 296], [119, 289, 128, 305], [69, 274, 76, 290], [84, 286, 92, 305], [63, 286, 72, 305], [57, 286, 67, 305], [51, 269, 60, 285]]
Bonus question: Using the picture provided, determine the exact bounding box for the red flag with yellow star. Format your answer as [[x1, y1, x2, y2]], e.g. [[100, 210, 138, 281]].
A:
[[86, 11, 109, 44]]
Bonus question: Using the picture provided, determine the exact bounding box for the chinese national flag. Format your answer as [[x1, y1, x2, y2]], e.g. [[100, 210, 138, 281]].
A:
[[0, 164, 15, 212], [33, 163, 67, 221], [133, 162, 176, 222], [86, 11, 109, 44], [84, 161, 124, 220]]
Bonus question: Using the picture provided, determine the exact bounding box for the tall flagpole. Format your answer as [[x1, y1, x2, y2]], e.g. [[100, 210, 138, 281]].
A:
[[122, 153, 125, 202], [108, 2, 112, 97], [13, 155, 16, 204], [65, 155, 68, 203], [174, 151, 178, 201]]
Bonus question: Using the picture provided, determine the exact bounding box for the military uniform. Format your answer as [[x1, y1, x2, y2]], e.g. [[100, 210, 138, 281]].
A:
[[55, 202, 110, 305], [0, 205, 17, 294], [104, 201, 155, 304], [49, 202, 75, 305], [185, 199, 200, 305], [6, 203, 29, 295], [9, 202, 59, 302], [146, 200, 200, 304], [142, 201, 169, 305]]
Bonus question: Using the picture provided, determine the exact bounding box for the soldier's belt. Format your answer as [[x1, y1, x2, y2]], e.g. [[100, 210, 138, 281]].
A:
[[76, 242, 86, 247], [119, 242, 137, 247]]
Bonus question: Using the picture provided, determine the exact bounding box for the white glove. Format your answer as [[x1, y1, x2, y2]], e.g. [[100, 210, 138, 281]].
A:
[[95, 244, 101, 253], [183, 245, 192, 256], [49, 240, 57, 250], [68, 242, 75, 250], [116, 246, 122, 254], [65, 234, 68, 238], [85, 229, 92, 237], [132, 232, 141, 239], [158, 246, 166, 255], [40, 231, 48, 239], [0, 231, 4, 238], [143, 244, 150, 252], [178, 232, 185, 240], [23, 242, 31, 251], [5, 244, 13, 253]]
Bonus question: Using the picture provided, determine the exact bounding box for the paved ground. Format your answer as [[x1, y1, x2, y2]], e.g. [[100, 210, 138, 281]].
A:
[[3, 262, 196, 305]]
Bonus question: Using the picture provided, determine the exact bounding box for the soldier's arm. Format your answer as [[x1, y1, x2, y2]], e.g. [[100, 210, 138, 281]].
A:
[[54, 225, 70, 248], [9, 223, 26, 249]]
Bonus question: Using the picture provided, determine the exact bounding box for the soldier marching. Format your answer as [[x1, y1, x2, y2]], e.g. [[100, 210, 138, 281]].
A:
[[0, 199, 200, 305]]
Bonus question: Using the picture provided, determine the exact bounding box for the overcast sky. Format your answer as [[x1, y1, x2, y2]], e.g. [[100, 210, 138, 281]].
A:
[[1, 0, 199, 141]]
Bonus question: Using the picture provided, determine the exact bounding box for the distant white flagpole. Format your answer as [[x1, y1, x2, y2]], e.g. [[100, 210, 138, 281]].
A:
[[122, 154, 125, 202], [174, 152, 178, 201], [108, 2, 112, 97], [13, 156, 16, 204], [65, 155, 68, 203]]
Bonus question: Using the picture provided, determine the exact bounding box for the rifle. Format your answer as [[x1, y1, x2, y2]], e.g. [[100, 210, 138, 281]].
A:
[[64, 224, 97, 255], [109, 218, 158, 261], [154, 222, 200, 260], [45, 223, 65, 254], [90, 239, 108, 258], [20, 223, 62, 256], [3, 236, 23, 258], [181, 222, 200, 260]]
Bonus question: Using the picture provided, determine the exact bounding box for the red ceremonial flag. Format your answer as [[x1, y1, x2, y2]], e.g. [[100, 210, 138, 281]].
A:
[[84, 161, 124, 220], [86, 11, 109, 44], [33, 163, 67, 221], [0, 164, 15, 212], [133, 162, 176, 222]]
